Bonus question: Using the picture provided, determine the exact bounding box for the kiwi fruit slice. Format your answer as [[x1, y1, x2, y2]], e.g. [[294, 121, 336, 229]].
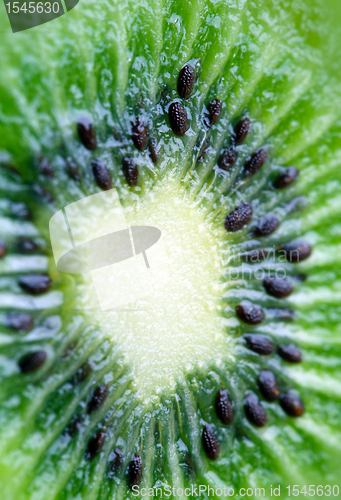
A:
[[0, 0, 341, 498]]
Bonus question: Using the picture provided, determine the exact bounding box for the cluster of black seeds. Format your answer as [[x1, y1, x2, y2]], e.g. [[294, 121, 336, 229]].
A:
[[243, 334, 303, 364], [17, 62, 313, 478], [216, 116, 251, 173], [0, 231, 53, 374], [168, 63, 196, 135]]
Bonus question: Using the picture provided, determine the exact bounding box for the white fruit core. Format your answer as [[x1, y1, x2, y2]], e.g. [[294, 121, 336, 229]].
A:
[[80, 175, 230, 400]]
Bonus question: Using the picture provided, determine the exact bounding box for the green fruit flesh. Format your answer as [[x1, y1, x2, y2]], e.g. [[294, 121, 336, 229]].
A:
[[0, 0, 341, 499]]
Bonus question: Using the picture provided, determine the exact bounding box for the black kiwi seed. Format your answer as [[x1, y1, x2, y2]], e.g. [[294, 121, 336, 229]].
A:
[[66, 157, 81, 182], [244, 393, 267, 427], [66, 415, 84, 436], [240, 249, 270, 262], [218, 147, 238, 171], [286, 195, 307, 214], [131, 117, 149, 151], [206, 99, 222, 126], [274, 167, 299, 189], [280, 392, 304, 417], [147, 139, 158, 164], [254, 214, 280, 237], [87, 384, 109, 414], [17, 238, 39, 253], [5, 312, 34, 331], [197, 137, 210, 163], [122, 157, 139, 186], [236, 303, 264, 325], [75, 362, 92, 384], [109, 448, 123, 474], [0, 239, 7, 259], [263, 276, 294, 298], [177, 64, 195, 99], [280, 239, 312, 263], [39, 156, 54, 177], [92, 159, 113, 191], [278, 343, 302, 363], [244, 148, 267, 177], [258, 370, 280, 402], [19, 350, 47, 373], [87, 430, 106, 460], [183, 452, 195, 479], [224, 201, 253, 232], [77, 116, 97, 150], [19, 274, 52, 295], [61, 341, 77, 360], [202, 424, 220, 460], [244, 334, 274, 355], [168, 102, 189, 136], [233, 117, 251, 145], [128, 454, 143, 488], [295, 273, 308, 282], [215, 389, 234, 425]]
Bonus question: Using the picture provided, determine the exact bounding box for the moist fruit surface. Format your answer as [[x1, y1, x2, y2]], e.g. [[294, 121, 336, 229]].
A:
[[0, 0, 341, 499]]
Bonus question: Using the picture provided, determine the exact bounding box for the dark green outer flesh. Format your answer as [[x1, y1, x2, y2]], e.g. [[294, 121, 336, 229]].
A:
[[0, 0, 341, 499]]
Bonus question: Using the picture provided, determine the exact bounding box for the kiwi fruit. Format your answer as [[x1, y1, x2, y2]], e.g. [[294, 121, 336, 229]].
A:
[[0, 0, 341, 499]]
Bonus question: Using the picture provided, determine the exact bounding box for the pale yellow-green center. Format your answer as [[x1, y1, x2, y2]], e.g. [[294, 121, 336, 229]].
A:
[[79, 177, 229, 399]]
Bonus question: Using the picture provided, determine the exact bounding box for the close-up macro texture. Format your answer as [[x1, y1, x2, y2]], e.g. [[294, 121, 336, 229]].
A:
[[0, 0, 341, 498]]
